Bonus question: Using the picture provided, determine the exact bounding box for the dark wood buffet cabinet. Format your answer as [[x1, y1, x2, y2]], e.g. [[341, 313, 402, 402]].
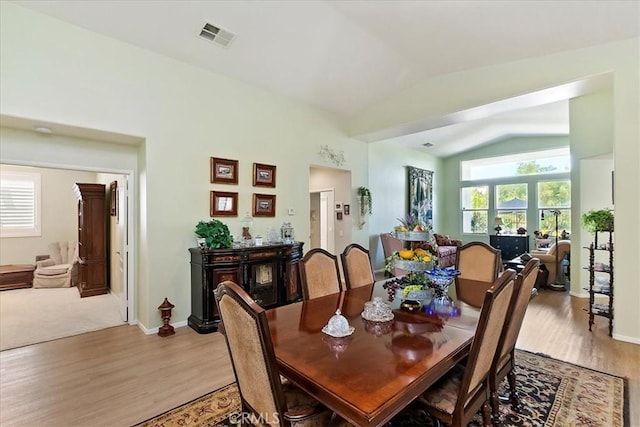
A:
[[489, 234, 530, 261], [188, 242, 304, 333]]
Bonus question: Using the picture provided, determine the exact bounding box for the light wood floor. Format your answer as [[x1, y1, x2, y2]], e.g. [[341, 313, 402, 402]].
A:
[[0, 289, 638, 426]]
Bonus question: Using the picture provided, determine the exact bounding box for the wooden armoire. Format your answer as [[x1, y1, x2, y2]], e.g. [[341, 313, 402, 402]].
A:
[[73, 183, 108, 297]]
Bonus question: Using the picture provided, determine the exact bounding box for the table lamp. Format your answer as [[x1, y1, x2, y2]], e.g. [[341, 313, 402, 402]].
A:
[[493, 217, 504, 235]]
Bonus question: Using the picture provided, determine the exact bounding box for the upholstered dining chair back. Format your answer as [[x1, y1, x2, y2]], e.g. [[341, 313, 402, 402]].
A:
[[215, 281, 336, 426], [490, 257, 540, 417], [460, 270, 515, 400], [418, 269, 516, 426], [341, 243, 375, 289], [299, 248, 342, 300], [455, 241, 502, 282], [215, 281, 284, 423], [455, 241, 502, 307]]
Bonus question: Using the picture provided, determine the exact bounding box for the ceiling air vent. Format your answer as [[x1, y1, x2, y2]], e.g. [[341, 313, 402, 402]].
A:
[[199, 23, 236, 48], [422, 142, 434, 148]]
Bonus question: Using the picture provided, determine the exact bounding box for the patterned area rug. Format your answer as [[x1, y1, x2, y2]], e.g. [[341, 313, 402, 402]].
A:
[[134, 350, 627, 427]]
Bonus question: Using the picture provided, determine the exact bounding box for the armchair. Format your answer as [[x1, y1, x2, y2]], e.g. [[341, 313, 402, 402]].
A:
[[33, 241, 79, 288], [531, 240, 570, 286], [433, 233, 462, 268]]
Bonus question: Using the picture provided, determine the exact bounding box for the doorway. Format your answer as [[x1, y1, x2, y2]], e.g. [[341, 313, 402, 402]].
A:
[[309, 166, 352, 255], [309, 189, 335, 252]]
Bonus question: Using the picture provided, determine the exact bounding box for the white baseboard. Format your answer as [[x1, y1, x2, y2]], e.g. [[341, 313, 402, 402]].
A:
[[612, 333, 640, 344], [137, 319, 188, 335]]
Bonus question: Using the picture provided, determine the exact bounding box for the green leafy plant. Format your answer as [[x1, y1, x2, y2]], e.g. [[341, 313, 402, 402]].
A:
[[581, 209, 614, 232], [357, 186, 372, 215], [195, 219, 233, 249]]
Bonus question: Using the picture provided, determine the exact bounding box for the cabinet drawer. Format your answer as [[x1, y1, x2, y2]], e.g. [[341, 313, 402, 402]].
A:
[[207, 254, 241, 264]]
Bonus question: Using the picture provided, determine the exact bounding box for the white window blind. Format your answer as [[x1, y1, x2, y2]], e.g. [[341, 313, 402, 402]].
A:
[[0, 171, 41, 237]]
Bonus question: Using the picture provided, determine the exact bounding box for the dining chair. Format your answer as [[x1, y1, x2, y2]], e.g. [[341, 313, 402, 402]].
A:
[[340, 243, 375, 289], [214, 281, 338, 426], [455, 241, 503, 308], [416, 269, 516, 427], [490, 257, 540, 419], [299, 248, 342, 300]]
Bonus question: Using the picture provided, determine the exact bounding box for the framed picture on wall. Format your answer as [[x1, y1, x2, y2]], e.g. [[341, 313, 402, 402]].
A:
[[343, 204, 350, 215], [253, 193, 276, 217], [110, 181, 118, 217], [211, 157, 239, 184], [210, 191, 238, 217], [253, 163, 276, 188], [335, 202, 342, 212]]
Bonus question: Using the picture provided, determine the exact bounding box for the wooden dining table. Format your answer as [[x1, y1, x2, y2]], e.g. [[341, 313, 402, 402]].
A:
[[266, 284, 481, 427]]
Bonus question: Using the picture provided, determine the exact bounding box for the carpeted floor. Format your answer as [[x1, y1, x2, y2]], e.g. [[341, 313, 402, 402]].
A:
[[0, 287, 125, 351], [134, 349, 628, 427]]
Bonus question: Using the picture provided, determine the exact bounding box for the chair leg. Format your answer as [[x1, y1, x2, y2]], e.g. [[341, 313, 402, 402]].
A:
[[507, 370, 521, 410], [481, 401, 493, 426], [490, 389, 500, 421]]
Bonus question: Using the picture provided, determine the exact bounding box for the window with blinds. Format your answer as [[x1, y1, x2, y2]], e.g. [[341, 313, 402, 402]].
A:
[[0, 171, 41, 237]]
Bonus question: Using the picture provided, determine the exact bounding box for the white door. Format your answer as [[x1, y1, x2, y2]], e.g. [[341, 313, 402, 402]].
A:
[[114, 178, 128, 322], [319, 190, 335, 253]]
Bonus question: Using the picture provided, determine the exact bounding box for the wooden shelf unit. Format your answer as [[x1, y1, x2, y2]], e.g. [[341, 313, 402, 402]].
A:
[[583, 230, 614, 336]]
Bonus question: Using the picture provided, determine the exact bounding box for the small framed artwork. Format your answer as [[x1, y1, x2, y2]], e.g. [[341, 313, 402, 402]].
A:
[[253, 193, 276, 217], [210, 191, 238, 217], [343, 204, 350, 215], [253, 163, 276, 188], [335, 202, 342, 212], [336, 212, 343, 220], [109, 181, 118, 217], [211, 157, 239, 184]]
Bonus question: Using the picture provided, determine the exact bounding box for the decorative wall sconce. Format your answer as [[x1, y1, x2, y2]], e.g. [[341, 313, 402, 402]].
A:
[[318, 145, 345, 167], [158, 298, 175, 337]]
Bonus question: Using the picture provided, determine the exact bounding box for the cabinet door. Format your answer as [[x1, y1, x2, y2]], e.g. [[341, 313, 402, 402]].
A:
[[248, 262, 278, 307], [212, 267, 241, 286]]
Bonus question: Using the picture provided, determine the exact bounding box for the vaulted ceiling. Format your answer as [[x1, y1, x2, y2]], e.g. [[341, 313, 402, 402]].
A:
[[12, 0, 639, 156]]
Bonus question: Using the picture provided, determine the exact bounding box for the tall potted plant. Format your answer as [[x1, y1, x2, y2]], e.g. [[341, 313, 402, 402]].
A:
[[195, 219, 233, 249]]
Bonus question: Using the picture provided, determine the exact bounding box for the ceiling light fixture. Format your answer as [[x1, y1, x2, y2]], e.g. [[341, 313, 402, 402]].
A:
[[199, 22, 236, 48]]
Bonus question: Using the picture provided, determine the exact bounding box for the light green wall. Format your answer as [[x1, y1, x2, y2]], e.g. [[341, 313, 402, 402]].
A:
[[0, 3, 370, 330]]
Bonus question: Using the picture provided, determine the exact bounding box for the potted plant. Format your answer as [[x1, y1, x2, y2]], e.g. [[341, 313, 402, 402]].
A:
[[194, 219, 233, 249], [581, 208, 614, 232], [357, 186, 372, 216]]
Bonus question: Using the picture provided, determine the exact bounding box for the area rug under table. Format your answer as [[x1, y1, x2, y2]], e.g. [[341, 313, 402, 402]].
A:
[[134, 349, 627, 427]]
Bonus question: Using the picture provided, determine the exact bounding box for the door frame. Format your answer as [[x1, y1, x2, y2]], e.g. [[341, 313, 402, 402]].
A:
[[1, 159, 136, 325]]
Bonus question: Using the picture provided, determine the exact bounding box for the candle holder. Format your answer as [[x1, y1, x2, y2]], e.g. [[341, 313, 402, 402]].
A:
[[158, 298, 175, 337]]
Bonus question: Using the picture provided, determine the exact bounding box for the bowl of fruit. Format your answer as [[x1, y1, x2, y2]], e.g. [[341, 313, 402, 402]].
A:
[[392, 247, 434, 271], [393, 214, 431, 241]]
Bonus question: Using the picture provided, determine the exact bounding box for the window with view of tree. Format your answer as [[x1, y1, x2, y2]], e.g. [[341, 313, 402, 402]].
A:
[[461, 186, 488, 233], [538, 180, 571, 236], [496, 183, 527, 233], [460, 149, 571, 236]]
